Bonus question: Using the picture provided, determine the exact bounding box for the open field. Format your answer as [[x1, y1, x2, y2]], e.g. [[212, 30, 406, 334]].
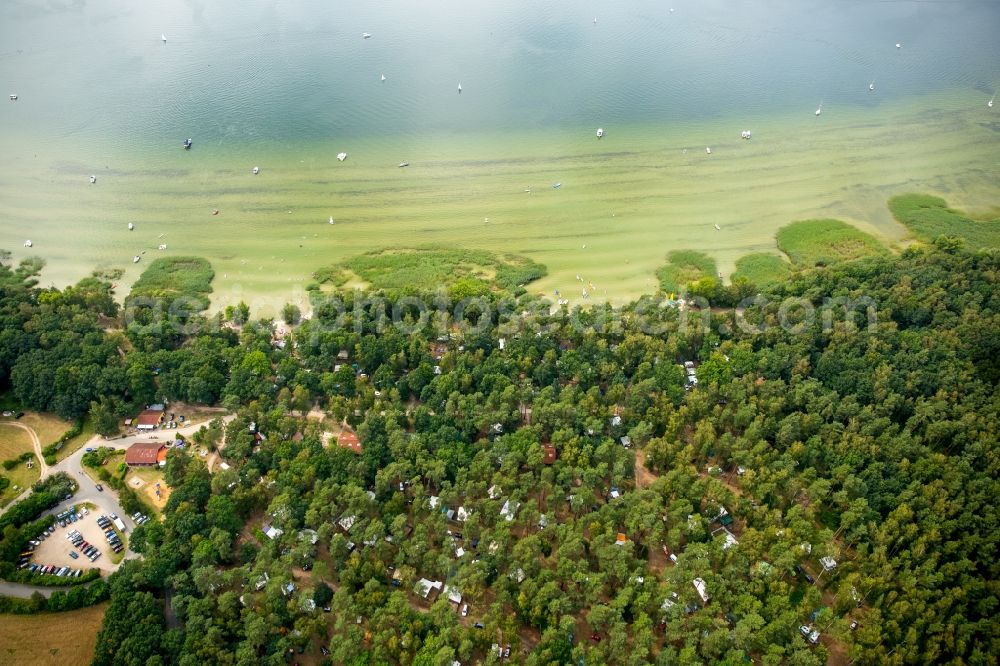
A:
[[0, 602, 107, 666], [0, 425, 40, 507], [2, 92, 999, 310], [12, 413, 73, 451]]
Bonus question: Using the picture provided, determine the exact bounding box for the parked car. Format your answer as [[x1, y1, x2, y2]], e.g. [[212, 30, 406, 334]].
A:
[[69, 551, 79, 559], [95, 484, 103, 491]]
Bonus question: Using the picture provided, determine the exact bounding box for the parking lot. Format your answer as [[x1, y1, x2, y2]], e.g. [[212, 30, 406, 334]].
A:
[[30, 509, 125, 573]]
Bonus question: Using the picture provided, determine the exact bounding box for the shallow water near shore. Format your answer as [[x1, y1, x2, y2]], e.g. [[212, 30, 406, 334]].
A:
[[1, 0, 998, 309]]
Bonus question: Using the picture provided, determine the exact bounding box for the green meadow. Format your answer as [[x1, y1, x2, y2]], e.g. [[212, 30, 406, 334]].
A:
[[888, 194, 1000, 250], [2, 91, 999, 310], [776, 219, 889, 267]]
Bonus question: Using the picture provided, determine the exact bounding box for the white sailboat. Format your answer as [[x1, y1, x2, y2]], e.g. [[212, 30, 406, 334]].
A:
[[989, 95, 995, 109], [380, 73, 386, 82], [457, 83, 462, 93], [161, 34, 166, 43], [128, 223, 134, 231], [815, 102, 823, 116], [869, 80, 875, 92], [328, 216, 335, 225], [252, 166, 259, 174], [705, 146, 712, 154]]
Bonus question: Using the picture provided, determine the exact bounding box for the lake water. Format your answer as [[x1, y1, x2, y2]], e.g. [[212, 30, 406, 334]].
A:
[[1, 0, 999, 307]]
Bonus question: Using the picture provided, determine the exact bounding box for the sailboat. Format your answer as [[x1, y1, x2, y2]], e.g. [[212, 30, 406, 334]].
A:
[[380, 73, 386, 82], [128, 223, 134, 231], [457, 83, 462, 93], [869, 80, 875, 92], [328, 216, 335, 225], [815, 102, 823, 116], [161, 34, 166, 43], [989, 95, 995, 109]]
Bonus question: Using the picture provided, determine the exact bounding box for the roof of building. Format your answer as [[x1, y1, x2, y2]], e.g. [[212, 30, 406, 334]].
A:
[[338, 429, 361, 454], [125, 441, 166, 465], [542, 445, 557, 465], [135, 409, 163, 427]]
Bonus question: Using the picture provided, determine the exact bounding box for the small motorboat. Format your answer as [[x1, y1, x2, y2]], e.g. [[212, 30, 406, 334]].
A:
[[133, 256, 141, 264], [158, 244, 167, 250], [989, 95, 995, 109], [183, 138, 192, 149], [328, 216, 335, 225], [714, 224, 721, 230], [457, 83, 462, 93], [596, 127, 604, 138], [252, 166, 260, 174], [398, 162, 409, 168], [740, 130, 752, 140], [128, 222, 134, 231], [8, 94, 17, 101], [869, 80, 875, 92], [363, 32, 372, 39], [552, 182, 561, 189], [337, 152, 348, 161], [706, 147, 712, 154], [212, 209, 219, 215], [90, 175, 96, 183], [381, 74, 386, 82], [815, 103, 823, 116], [895, 43, 901, 49], [24, 240, 32, 247]]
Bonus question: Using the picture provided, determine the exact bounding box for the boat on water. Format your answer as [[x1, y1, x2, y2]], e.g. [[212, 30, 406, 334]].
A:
[[552, 182, 561, 189], [252, 166, 259, 174], [458, 83, 462, 93], [128, 223, 134, 231], [706, 147, 712, 154], [815, 103, 823, 116], [337, 152, 348, 161], [398, 162, 409, 168], [363, 32, 372, 39], [381, 74, 386, 82], [989, 95, 995, 109], [740, 130, 752, 140], [133, 256, 141, 264], [869, 80, 875, 92], [161, 34, 166, 43], [8, 94, 17, 101], [183, 138, 192, 149], [158, 244, 167, 250], [89, 175, 96, 183], [895, 43, 901, 49], [328, 216, 335, 225], [714, 224, 721, 230], [596, 127, 604, 138], [24, 240, 31, 247]]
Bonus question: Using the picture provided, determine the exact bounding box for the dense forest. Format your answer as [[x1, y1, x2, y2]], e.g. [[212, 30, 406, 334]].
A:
[[0, 239, 997, 665]]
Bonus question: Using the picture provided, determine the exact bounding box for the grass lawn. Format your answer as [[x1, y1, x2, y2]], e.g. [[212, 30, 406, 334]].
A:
[[656, 250, 717, 293], [54, 418, 96, 464], [888, 194, 1000, 250], [0, 602, 108, 666], [0, 425, 40, 507], [732, 253, 792, 287], [15, 413, 74, 450], [776, 219, 888, 267]]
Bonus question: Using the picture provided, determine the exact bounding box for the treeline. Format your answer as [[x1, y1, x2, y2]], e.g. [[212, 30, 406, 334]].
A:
[[2, 243, 997, 664]]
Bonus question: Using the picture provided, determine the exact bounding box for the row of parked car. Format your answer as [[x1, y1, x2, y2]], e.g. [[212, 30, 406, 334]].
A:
[[25, 564, 85, 578], [56, 506, 87, 528], [67, 529, 102, 561], [132, 511, 151, 525], [96, 515, 125, 553]]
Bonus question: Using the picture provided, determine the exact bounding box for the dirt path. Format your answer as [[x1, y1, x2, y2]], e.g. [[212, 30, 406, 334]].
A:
[[634, 449, 659, 489]]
